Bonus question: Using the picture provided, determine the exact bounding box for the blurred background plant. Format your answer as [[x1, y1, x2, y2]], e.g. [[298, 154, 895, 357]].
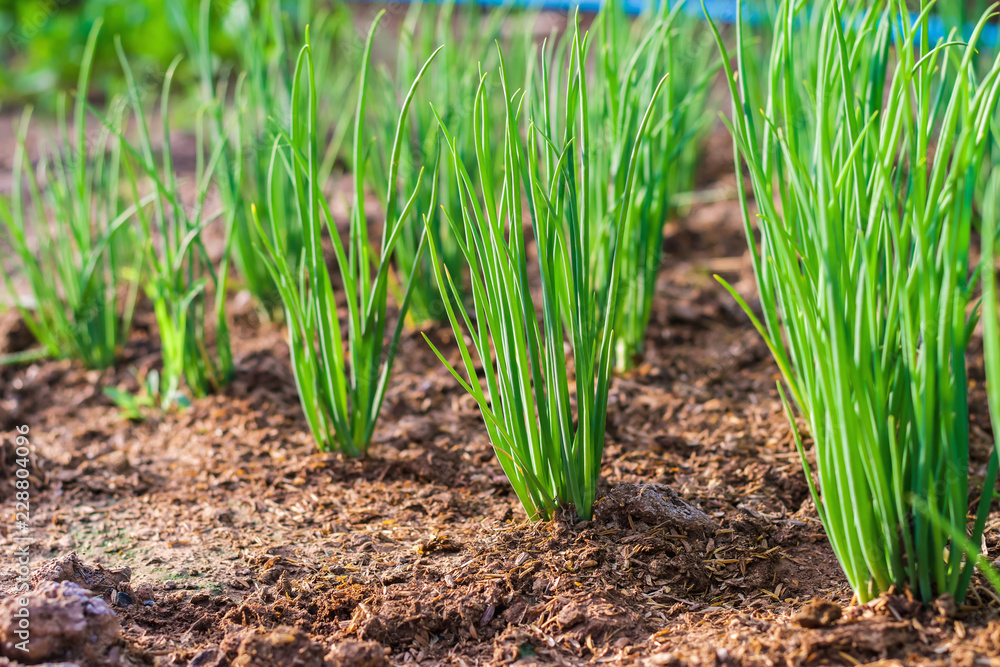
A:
[[0, 0, 234, 105], [99, 41, 236, 408], [587, 0, 719, 371], [0, 21, 144, 368], [366, 0, 534, 326], [937, 0, 993, 33], [168, 0, 358, 314], [4, 1, 993, 108]]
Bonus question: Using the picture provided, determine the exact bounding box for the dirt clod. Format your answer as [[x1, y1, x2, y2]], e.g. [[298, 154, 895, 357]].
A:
[[0, 311, 35, 356], [0, 580, 121, 666], [554, 602, 587, 630], [325, 641, 389, 667], [800, 620, 913, 655], [232, 625, 327, 667], [32, 553, 132, 599], [98, 451, 131, 475], [793, 599, 842, 628], [133, 584, 155, 605], [933, 593, 958, 619]]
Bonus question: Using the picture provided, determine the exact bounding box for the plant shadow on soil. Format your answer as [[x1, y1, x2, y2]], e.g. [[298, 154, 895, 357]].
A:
[[0, 128, 1000, 666]]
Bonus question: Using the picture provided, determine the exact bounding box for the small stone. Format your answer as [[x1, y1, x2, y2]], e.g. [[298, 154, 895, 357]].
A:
[[188, 647, 222, 667], [111, 589, 133, 607], [593, 484, 717, 536]]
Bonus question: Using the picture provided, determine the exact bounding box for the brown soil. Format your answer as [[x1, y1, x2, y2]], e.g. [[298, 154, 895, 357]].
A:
[[0, 128, 999, 666]]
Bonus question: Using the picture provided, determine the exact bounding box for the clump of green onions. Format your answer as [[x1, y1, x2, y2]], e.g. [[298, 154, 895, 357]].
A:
[[707, 0, 1000, 603], [424, 17, 666, 520], [254, 14, 438, 457], [109, 42, 235, 406], [0, 21, 142, 368], [588, 1, 719, 371]]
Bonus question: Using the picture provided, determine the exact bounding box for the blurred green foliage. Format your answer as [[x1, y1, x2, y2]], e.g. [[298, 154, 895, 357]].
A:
[[936, 0, 994, 32], [2, 0, 994, 108], [0, 0, 242, 105]]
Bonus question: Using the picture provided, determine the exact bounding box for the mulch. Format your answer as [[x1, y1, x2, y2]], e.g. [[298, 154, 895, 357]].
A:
[[0, 129, 999, 666]]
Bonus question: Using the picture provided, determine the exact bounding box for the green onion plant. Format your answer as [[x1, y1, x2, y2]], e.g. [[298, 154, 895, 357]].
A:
[[0, 21, 142, 368], [424, 17, 666, 520], [707, 0, 1000, 603], [962, 170, 1000, 595], [254, 14, 439, 457], [109, 42, 235, 407]]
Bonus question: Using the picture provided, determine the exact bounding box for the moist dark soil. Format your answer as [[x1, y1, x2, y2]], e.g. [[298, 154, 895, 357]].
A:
[[1, 126, 1000, 667]]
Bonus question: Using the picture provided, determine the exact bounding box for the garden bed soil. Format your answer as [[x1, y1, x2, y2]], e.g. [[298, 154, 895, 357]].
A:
[[0, 128, 1000, 666]]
